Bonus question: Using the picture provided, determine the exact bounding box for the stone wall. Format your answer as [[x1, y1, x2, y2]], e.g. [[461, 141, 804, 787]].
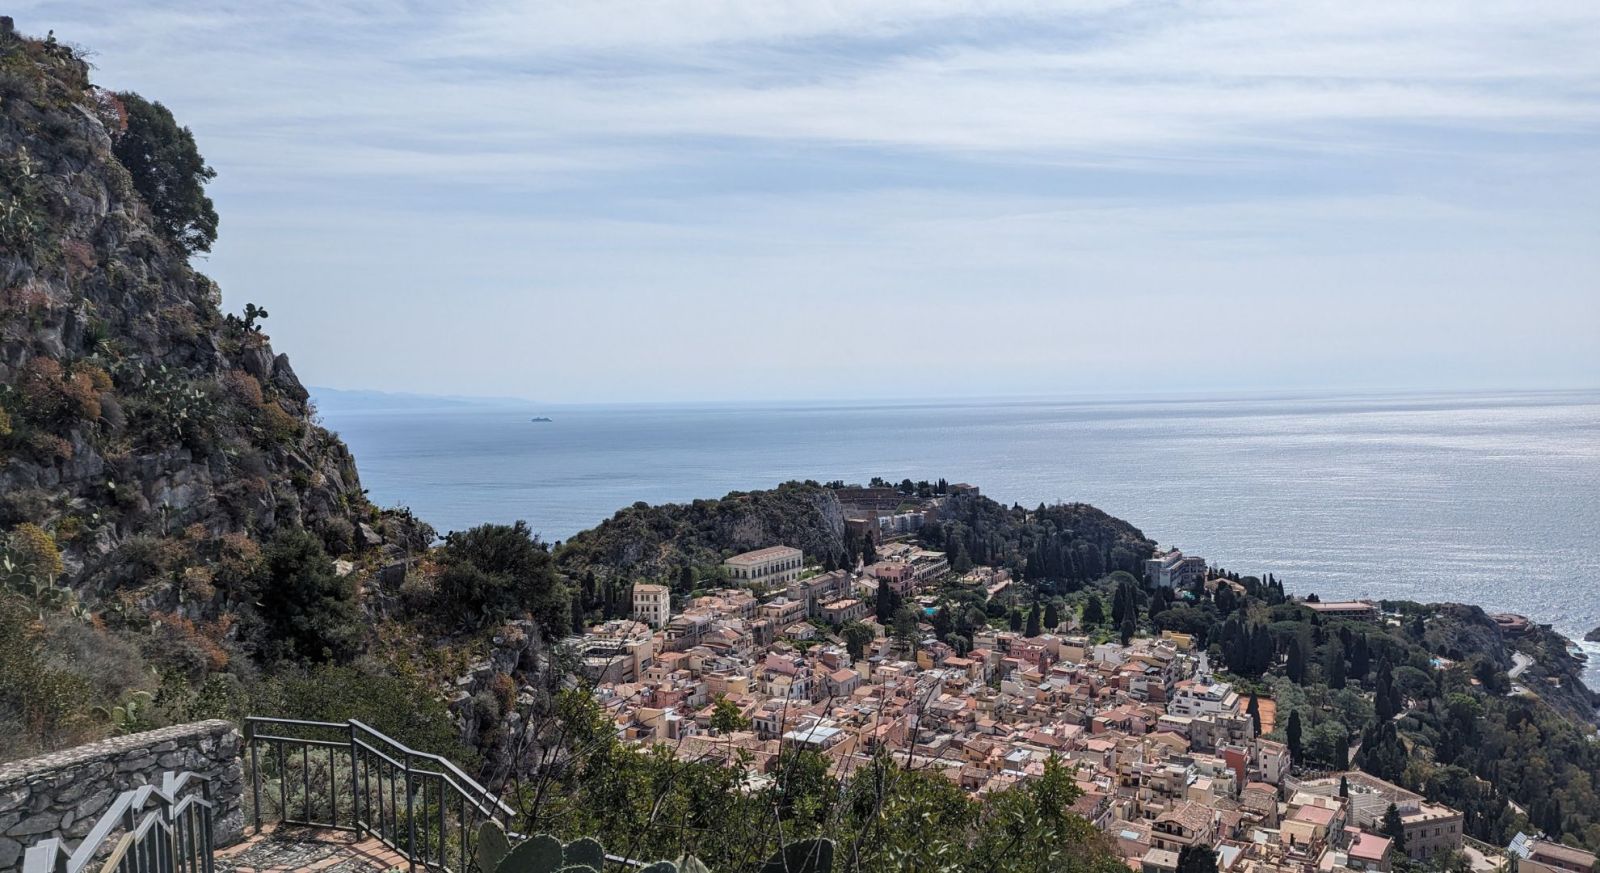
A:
[[0, 720, 244, 871]]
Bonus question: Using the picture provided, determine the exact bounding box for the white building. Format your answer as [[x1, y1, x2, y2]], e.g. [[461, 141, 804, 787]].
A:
[[723, 546, 805, 589], [1146, 548, 1206, 589], [633, 582, 671, 628], [1168, 655, 1241, 718]]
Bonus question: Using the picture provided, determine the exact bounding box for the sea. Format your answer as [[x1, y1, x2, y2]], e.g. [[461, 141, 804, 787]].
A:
[[314, 389, 1600, 688]]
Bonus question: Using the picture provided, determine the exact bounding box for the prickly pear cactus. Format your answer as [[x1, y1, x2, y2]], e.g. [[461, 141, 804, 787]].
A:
[[475, 820, 512, 872], [485, 832, 610, 873], [497, 833, 563, 872], [563, 837, 605, 871]]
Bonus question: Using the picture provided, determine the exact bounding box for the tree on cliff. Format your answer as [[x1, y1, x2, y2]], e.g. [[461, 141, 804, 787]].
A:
[[112, 92, 218, 255], [436, 521, 570, 639]]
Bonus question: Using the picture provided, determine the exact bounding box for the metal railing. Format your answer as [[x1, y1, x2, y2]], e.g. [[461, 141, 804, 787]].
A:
[[23, 771, 216, 873], [242, 716, 517, 872]]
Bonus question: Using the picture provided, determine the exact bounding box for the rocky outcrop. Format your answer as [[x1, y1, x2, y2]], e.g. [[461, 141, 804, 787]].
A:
[[1586, 626, 1600, 644], [0, 26, 430, 604], [556, 481, 852, 582]]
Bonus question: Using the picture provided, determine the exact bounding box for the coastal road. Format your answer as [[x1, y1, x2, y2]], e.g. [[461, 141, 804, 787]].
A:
[[1508, 652, 1535, 696]]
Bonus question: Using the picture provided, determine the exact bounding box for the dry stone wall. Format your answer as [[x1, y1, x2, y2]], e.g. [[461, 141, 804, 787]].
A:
[[0, 720, 244, 872]]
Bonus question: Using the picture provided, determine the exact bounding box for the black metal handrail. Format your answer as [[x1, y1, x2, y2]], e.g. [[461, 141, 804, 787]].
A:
[[243, 716, 516, 872], [22, 771, 216, 873]]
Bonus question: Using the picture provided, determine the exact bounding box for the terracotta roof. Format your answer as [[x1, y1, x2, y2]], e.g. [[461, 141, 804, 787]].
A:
[[1349, 832, 1392, 862]]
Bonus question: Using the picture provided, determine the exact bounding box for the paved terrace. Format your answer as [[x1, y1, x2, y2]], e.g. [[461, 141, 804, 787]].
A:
[[215, 824, 406, 872]]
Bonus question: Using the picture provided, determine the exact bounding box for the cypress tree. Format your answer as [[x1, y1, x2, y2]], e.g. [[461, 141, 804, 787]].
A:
[[570, 593, 586, 635], [1287, 710, 1303, 764], [1326, 640, 1347, 690], [1043, 600, 1060, 630], [1287, 638, 1307, 684], [1083, 597, 1105, 627], [1026, 602, 1042, 638], [1351, 634, 1371, 680], [1381, 803, 1408, 855]]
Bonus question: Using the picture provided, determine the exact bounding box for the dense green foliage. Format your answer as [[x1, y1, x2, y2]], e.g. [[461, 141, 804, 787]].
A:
[[111, 91, 218, 254], [558, 482, 852, 619], [919, 493, 1154, 589], [512, 691, 1123, 873], [1187, 575, 1600, 852], [250, 527, 361, 663]]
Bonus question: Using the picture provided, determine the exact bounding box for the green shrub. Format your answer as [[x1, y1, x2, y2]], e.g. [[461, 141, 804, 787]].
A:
[[437, 521, 570, 637], [251, 527, 361, 664]]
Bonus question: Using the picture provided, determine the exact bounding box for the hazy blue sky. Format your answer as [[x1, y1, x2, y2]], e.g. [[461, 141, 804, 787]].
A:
[[16, 1, 1600, 401]]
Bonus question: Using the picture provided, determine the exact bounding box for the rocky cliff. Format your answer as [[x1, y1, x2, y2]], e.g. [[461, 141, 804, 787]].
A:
[[0, 21, 428, 606]]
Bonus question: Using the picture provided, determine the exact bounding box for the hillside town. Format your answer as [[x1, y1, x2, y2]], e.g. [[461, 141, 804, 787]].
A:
[[564, 526, 1595, 873]]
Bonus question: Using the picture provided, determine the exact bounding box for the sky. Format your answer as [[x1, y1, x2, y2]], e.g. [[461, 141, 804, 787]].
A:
[[14, 0, 1600, 402]]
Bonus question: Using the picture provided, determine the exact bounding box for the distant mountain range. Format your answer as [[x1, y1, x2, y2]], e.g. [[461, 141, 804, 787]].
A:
[[309, 386, 536, 413]]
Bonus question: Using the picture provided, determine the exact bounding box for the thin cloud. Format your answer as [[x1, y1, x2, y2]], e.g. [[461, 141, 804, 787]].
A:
[[8, 0, 1598, 400]]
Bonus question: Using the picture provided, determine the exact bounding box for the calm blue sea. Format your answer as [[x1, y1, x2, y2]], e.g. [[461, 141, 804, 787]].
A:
[[315, 389, 1600, 685]]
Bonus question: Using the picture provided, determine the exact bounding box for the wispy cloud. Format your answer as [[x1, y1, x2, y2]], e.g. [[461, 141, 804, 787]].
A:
[[10, 0, 1599, 399]]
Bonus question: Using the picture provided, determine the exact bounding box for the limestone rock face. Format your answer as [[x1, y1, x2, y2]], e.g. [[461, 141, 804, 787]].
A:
[[0, 27, 431, 603]]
